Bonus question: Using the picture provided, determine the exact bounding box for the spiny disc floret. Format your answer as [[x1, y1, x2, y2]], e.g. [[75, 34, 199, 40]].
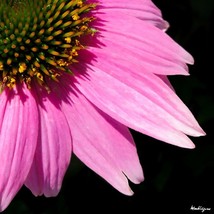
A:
[[0, 0, 96, 91]]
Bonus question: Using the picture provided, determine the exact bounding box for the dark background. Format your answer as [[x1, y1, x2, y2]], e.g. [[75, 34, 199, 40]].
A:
[[3, 0, 214, 213]]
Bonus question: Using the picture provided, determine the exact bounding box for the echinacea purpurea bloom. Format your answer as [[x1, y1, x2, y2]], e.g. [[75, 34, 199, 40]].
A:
[[0, 0, 205, 211]]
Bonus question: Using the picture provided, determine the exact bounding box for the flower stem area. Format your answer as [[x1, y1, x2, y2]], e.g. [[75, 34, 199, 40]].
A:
[[3, 0, 214, 213]]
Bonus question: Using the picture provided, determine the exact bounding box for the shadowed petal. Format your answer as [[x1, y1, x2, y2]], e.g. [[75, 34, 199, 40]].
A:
[[0, 85, 38, 212], [25, 88, 72, 197]]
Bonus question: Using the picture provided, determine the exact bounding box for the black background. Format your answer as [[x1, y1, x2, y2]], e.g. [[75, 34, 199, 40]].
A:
[[3, 0, 214, 213]]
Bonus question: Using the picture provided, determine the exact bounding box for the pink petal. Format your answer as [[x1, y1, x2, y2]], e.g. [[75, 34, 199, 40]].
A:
[[91, 32, 190, 76], [97, 0, 169, 30], [25, 87, 72, 197], [76, 49, 204, 137], [71, 65, 204, 148], [59, 84, 143, 195], [92, 11, 194, 70], [78, 48, 203, 136], [0, 85, 38, 212]]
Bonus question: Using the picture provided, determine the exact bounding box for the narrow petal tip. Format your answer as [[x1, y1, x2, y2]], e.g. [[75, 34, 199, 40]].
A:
[[128, 171, 144, 185], [186, 143, 196, 149], [196, 127, 206, 137], [125, 187, 134, 196], [187, 53, 194, 65]]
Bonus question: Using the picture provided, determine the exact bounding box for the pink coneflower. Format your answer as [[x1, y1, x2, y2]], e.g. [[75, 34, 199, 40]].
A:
[[0, 0, 205, 212]]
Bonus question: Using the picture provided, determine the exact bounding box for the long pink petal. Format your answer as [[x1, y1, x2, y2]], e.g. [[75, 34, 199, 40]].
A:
[[89, 32, 190, 76], [92, 11, 194, 69], [25, 87, 72, 197], [58, 84, 143, 195], [77, 49, 203, 136], [0, 85, 38, 212], [71, 65, 204, 148]]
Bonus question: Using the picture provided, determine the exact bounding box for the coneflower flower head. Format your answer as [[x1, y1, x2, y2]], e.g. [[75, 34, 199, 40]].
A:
[[0, 0, 205, 212], [0, 0, 95, 91]]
